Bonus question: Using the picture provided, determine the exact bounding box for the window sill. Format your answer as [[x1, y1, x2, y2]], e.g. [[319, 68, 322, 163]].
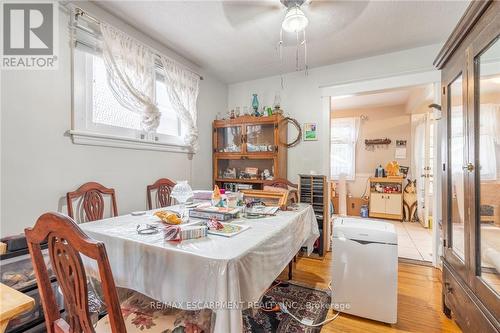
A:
[[69, 130, 192, 154]]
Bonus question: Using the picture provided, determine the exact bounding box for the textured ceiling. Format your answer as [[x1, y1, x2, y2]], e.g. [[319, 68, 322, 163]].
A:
[[94, 0, 470, 83]]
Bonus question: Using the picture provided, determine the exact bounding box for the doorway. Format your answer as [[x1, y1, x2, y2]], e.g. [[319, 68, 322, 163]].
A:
[[325, 74, 442, 266]]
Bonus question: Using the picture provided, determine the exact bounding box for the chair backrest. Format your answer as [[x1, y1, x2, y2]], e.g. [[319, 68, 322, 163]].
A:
[[147, 178, 176, 210], [263, 178, 298, 190], [263, 178, 299, 204], [67, 182, 118, 222], [25, 212, 126, 333]]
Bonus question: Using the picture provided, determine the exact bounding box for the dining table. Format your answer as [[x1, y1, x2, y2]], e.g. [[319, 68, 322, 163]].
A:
[[79, 203, 320, 333], [0, 283, 35, 333]]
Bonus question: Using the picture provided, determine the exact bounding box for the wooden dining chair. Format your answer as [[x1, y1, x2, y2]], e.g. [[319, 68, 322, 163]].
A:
[[146, 178, 176, 210], [25, 212, 126, 333], [263, 178, 299, 204], [67, 182, 118, 222], [25, 213, 213, 333]]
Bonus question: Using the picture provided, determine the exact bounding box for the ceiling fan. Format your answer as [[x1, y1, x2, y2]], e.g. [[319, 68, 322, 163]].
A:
[[222, 0, 338, 73], [221, 0, 339, 32], [222, 1, 368, 75]]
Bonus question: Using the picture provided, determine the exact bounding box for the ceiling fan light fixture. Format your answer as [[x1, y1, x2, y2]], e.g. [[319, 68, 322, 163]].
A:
[[282, 6, 308, 33]]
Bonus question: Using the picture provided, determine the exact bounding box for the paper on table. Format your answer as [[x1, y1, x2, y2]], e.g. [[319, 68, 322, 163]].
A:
[[247, 206, 279, 215]]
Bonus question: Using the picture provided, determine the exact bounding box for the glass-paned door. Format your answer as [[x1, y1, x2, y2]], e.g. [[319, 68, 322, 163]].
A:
[[449, 75, 467, 262], [245, 124, 275, 153], [475, 38, 500, 296], [215, 126, 242, 153]]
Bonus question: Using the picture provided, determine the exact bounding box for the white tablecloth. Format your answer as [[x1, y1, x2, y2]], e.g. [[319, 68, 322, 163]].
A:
[[80, 204, 320, 333]]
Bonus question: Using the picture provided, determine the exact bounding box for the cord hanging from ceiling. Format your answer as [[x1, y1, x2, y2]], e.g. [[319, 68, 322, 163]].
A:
[[278, 4, 309, 81]]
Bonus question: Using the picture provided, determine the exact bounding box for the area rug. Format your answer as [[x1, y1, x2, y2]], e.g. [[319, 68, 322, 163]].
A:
[[242, 281, 331, 333]]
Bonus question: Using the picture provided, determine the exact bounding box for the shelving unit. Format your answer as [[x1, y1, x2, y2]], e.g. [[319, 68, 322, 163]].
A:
[[213, 115, 287, 191], [299, 175, 329, 256]]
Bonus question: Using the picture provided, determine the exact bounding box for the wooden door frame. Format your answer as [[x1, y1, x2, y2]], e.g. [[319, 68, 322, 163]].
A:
[[322, 70, 442, 266]]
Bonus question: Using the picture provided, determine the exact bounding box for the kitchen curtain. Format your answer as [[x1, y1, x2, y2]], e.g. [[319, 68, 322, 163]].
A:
[[100, 21, 200, 150], [330, 117, 360, 180]]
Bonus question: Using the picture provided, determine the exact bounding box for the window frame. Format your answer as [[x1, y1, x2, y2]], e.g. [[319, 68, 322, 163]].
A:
[[70, 38, 191, 153]]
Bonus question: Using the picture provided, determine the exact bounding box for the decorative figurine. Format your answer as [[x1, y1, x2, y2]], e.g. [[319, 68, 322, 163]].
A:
[[211, 185, 222, 207], [223, 167, 236, 179], [403, 179, 418, 222], [386, 161, 400, 177], [262, 169, 273, 180], [230, 109, 235, 119]]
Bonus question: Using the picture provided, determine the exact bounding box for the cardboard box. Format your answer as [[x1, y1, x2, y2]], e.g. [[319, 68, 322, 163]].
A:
[[347, 197, 369, 217]]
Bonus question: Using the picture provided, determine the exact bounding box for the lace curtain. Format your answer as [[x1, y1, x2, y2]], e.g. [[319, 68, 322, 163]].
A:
[[160, 56, 200, 151], [330, 117, 360, 180], [100, 23, 160, 133]]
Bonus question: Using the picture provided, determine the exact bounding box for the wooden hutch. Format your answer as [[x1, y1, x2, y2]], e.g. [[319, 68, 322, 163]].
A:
[[435, 1, 500, 332], [212, 114, 287, 190]]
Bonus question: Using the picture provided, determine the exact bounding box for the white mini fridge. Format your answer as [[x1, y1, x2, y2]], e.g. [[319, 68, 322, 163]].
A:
[[331, 217, 398, 324]]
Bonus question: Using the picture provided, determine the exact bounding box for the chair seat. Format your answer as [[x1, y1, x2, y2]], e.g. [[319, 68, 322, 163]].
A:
[[95, 292, 213, 333]]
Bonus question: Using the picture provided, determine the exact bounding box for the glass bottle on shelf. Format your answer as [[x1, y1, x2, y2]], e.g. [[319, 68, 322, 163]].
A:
[[252, 94, 259, 113]]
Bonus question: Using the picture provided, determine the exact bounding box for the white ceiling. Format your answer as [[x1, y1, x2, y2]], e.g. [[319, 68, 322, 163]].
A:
[[94, 0, 470, 83]]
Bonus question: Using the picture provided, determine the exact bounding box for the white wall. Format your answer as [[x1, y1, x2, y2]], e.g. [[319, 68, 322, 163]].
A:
[[228, 44, 442, 182], [0, 4, 227, 237], [332, 105, 413, 197]]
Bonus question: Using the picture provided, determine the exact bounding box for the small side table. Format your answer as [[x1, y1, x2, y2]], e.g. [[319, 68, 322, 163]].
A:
[[0, 283, 35, 333]]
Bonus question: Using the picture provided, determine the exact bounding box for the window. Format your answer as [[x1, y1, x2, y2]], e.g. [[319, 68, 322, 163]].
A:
[[90, 55, 181, 137], [330, 117, 359, 180], [71, 16, 189, 153]]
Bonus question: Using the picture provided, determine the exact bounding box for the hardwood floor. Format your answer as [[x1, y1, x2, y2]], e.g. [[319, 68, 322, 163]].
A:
[[278, 252, 462, 333]]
